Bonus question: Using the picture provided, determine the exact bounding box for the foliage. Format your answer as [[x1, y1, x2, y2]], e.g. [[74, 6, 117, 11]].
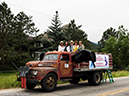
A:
[[112, 70, 129, 77], [0, 2, 14, 66], [98, 27, 117, 51], [63, 19, 91, 49], [46, 11, 69, 50], [126, 65, 129, 71], [46, 12, 91, 51], [41, 39, 53, 52], [0, 2, 39, 68], [102, 25, 129, 70]]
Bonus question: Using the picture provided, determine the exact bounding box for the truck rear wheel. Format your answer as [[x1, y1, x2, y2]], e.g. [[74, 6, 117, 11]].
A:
[[69, 77, 80, 84], [41, 73, 57, 92], [88, 72, 101, 85]]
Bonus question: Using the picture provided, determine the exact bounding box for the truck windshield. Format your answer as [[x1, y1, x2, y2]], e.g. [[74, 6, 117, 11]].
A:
[[43, 54, 58, 61]]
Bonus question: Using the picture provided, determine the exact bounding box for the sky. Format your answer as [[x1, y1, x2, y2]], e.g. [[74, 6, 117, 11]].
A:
[[1, 0, 129, 43]]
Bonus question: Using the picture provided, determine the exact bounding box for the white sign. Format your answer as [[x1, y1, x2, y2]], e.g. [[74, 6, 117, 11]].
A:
[[89, 55, 109, 69], [65, 64, 69, 68]]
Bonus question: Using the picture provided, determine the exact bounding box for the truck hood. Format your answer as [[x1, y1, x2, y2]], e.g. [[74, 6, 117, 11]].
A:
[[26, 61, 57, 67]]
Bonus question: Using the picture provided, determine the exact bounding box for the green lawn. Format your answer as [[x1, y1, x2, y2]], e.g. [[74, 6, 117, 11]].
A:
[[0, 72, 21, 89], [112, 70, 129, 77], [0, 70, 129, 90]]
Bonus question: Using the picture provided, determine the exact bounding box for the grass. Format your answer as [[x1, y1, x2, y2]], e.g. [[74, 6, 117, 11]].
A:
[[0, 70, 129, 90], [0, 72, 21, 89], [112, 70, 129, 77]]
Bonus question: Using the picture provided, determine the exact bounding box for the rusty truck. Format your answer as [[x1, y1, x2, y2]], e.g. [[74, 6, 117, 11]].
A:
[[18, 49, 113, 92]]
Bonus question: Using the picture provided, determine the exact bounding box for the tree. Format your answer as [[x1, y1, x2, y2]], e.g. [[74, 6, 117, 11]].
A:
[[13, 12, 39, 52], [102, 37, 118, 70], [102, 25, 129, 70], [0, 2, 14, 66], [41, 39, 53, 52], [64, 19, 82, 39], [64, 19, 91, 49], [10, 11, 39, 67], [0, 2, 39, 68], [98, 27, 117, 51], [46, 11, 69, 50]]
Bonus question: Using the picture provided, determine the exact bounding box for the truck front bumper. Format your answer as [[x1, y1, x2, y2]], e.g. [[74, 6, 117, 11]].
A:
[[19, 66, 39, 89]]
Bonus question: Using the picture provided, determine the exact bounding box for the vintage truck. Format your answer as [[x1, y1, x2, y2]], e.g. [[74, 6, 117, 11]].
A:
[[18, 49, 113, 92]]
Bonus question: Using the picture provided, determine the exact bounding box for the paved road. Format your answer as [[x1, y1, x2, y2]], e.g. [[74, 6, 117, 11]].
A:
[[0, 76, 129, 96]]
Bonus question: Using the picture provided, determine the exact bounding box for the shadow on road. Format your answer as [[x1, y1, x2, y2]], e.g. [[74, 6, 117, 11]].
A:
[[22, 81, 110, 93]]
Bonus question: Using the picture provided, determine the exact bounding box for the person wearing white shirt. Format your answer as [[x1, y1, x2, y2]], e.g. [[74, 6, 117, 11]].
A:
[[58, 41, 65, 52], [64, 41, 70, 52]]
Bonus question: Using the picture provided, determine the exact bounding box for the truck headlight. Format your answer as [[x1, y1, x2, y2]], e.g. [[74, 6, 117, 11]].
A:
[[30, 70, 38, 76]]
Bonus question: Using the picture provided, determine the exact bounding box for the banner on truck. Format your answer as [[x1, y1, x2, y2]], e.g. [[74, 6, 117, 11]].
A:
[[89, 55, 109, 69]]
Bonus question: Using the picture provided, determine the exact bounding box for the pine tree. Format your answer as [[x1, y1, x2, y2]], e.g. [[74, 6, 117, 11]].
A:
[[46, 11, 69, 50], [64, 19, 91, 49], [98, 27, 117, 51], [0, 2, 14, 66]]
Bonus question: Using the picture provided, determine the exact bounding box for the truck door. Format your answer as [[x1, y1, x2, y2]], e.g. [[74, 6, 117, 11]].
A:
[[59, 54, 73, 77]]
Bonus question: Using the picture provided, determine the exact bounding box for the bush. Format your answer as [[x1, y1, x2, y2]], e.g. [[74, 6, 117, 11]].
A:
[[126, 65, 129, 71], [0, 53, 35, 71]]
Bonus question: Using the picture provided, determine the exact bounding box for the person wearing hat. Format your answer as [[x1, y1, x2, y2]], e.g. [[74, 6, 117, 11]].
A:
[[69, 40, 74, 52], [72, 40, 79, 52], [58, 41, 65, 52], [78, 41, 85, 51]]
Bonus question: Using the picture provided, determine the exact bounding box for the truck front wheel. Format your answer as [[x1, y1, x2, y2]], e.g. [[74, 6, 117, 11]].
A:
[[88, 72, 101, 85], [41, 73, 57, 92]]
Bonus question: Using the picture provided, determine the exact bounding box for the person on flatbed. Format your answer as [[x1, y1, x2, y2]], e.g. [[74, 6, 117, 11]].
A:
[[78, 41, 85, 51], [58, 41, 65, 52], [69, 40, 74, 52], [64, 41, 70, 52], [72, 40, 79, 52]]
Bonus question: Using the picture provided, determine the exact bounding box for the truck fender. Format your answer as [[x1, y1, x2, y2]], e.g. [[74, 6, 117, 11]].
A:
[[41, 71, 60, 81]]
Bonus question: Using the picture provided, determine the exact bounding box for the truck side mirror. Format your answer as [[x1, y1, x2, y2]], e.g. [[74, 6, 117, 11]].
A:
[[40, 53, 45, 61]]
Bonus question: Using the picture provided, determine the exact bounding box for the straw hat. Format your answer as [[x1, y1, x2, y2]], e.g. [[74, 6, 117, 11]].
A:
[[60, 41, 64, 44], [79, 41, 82, 43], [70, 40, 74, 43]]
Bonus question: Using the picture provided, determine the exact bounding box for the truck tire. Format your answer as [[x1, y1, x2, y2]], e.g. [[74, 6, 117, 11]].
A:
[[88, 73, 93, 85], [41, 73, 57, 92], [26, 83, 36, 89], [88, 72, 101, 85], [69, 77, 80, 84]]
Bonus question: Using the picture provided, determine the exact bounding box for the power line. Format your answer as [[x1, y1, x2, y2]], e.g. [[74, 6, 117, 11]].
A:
[[5, 1, 68, 22], [7, 2, 53, 18], [1, 1, 105, 32]]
